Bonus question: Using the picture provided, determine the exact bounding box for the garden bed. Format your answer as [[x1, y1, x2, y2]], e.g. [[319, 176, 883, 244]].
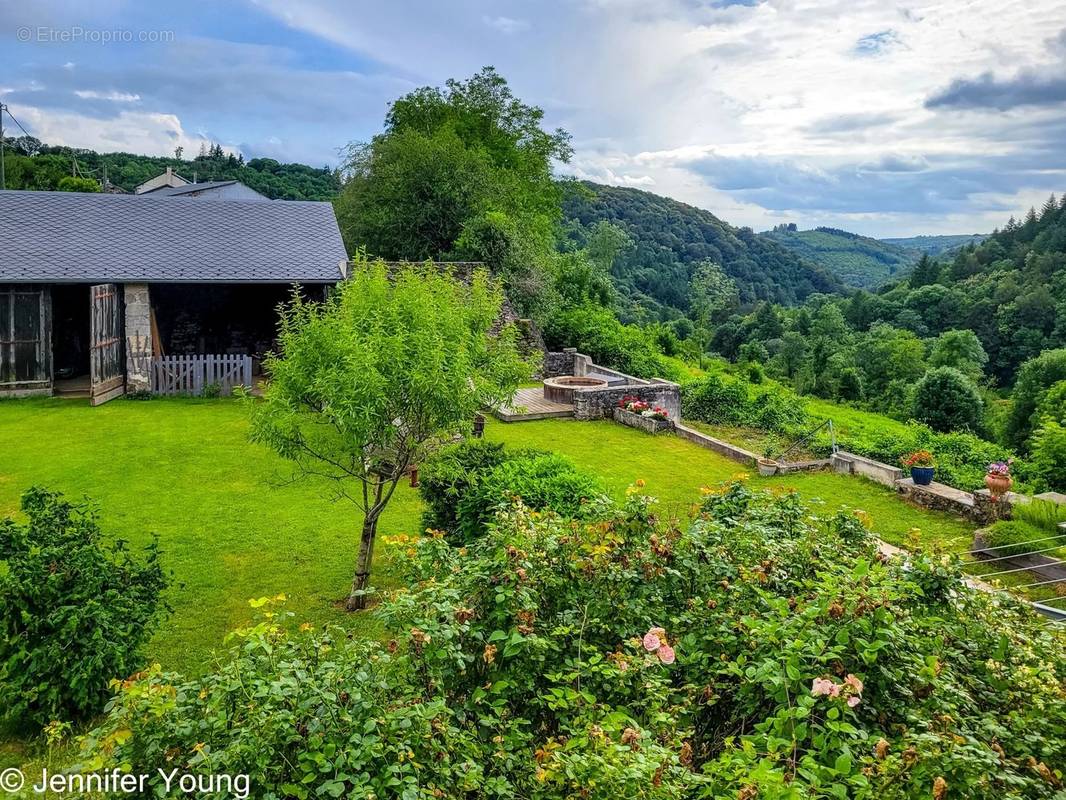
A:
[[613, 406, 673, 434]]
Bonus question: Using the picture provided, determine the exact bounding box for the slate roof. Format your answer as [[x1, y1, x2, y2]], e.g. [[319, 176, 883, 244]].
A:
[[0, 190, 347, 283]]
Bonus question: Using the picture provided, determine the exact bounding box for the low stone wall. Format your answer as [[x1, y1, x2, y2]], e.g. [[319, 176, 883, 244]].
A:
[[543, 348, 593, 378], [613, 407, 673, 434], [896, 478, 976, 517], [575, 382, 681, 421], [830, 451, 902, 488], [673, 423, 758, 466]]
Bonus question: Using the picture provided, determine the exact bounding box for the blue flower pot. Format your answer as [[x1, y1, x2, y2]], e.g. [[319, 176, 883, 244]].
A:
[[910, 466, 935, 486]]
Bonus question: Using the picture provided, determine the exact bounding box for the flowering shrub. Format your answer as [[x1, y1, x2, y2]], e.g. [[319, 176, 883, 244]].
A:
[[901, 449, 936, 468], [81, 484, 1065, 798], [619, 396, 670, 420], [987, 459, 1012, 477]]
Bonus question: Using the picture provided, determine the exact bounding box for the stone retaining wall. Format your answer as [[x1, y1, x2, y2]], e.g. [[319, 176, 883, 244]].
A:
[[673, 423, 758, 466], [830, 451, 902, 487]]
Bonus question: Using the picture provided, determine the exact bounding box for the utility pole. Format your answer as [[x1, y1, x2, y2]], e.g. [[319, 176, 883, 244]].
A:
[[1, 102, 6, 191]]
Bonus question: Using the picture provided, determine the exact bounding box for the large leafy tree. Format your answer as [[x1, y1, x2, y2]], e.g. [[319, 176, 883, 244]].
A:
[[336, 67, 572, 316], [250, 258, 531, 610]]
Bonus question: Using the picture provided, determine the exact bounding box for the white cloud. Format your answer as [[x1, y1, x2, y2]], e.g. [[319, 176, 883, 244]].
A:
[[73, 89, 141, 102], [482, 15, 529, 34], [12, 105, 238, 160]]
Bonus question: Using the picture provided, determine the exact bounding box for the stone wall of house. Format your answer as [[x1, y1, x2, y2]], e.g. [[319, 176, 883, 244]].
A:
[[123, 283, 152, 393], [574, 382, 681, 421]]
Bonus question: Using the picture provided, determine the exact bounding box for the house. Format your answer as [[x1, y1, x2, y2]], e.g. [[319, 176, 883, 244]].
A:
[[134, 166, 189, 194], [141, 180, 269, 201], [0, 190, 347, 404]]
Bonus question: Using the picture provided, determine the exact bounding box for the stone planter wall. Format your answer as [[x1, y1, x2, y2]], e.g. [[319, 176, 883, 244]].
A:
[[614, 407, 673, 434], [574, 382, 681, 421]]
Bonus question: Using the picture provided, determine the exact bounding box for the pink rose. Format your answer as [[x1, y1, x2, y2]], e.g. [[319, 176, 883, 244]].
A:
[[811, 678, 835, 697], [847, 695, 861, 708], [844, 674, 863, 693], [643, 631, 661, 652], [657, 644, 676, 665]]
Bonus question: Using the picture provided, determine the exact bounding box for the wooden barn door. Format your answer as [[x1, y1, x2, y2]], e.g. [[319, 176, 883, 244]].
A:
[[89, 283, 125, 405], [0, 286, 52, 395]]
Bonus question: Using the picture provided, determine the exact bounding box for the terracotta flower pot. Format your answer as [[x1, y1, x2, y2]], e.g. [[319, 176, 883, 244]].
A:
[[984, 473, 1012, 497]]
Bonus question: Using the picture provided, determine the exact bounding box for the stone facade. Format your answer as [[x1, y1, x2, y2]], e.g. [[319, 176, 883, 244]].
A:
[[123, 283, 152, 393], [613, 407, 673, 434]]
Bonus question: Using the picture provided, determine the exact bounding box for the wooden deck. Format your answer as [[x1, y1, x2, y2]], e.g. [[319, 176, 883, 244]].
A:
[[494, 386, 574, 422]]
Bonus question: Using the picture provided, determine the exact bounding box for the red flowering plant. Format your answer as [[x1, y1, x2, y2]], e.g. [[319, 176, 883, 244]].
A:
[[900, 449, 936, 468], [618, 395, 669, 420]]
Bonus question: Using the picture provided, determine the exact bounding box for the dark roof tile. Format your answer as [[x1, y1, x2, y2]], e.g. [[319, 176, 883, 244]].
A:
[[0, 190, 347, 283]]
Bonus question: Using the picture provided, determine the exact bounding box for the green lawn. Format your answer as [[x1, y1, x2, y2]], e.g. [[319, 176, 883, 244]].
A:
[[0, 397, 985, 771], [0, 398, 979, 678]]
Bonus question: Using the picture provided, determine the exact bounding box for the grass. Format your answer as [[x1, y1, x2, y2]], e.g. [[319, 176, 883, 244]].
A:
[[0, 398, 981, 770], [802, 396, 912, 442]]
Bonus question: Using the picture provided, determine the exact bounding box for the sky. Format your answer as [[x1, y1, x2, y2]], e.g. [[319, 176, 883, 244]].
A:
[[3, 0, 1066, 237]]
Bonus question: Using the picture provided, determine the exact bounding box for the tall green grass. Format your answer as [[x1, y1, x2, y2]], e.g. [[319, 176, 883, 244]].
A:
[[1013, 498, 1066, 533]]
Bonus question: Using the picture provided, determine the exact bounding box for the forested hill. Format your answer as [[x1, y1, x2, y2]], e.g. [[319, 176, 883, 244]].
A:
[[761, 225, 918, 289], [873, 195, 1066, 385], [562, 182, 842, 317], [0, 140, 340, 200], [881, 233, 987, 256]]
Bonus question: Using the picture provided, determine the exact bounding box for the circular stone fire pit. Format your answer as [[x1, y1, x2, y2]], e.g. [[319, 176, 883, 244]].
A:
[[543, 375, 608, 404]]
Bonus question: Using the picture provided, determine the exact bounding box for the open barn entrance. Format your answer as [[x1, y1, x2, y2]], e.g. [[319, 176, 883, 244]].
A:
[[149, 284, 312, 370], [51, 284, 91, 395]]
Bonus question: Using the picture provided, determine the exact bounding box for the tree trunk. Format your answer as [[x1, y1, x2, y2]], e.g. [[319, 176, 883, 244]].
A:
[[346, 514, 379, 611]]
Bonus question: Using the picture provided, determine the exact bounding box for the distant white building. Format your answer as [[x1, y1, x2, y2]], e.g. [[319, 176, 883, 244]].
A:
[[135, 166, 189, 194], [144, 180, 269, 201]]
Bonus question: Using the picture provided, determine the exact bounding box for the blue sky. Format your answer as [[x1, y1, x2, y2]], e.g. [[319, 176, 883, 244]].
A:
[[4, 0, 1066, 237]]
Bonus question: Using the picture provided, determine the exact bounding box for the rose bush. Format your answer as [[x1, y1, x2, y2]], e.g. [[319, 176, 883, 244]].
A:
[[80, 483, 1065, 798]]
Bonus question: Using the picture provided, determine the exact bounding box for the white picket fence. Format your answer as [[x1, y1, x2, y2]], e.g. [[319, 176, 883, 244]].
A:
[[150, 354, 252, 396]]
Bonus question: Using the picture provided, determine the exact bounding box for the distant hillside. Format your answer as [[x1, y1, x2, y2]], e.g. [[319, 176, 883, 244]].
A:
[[882, 233, 987, 256], [761, 224, 918, 289], [0, 138, 340, 200], [562, 182, 841, 318]]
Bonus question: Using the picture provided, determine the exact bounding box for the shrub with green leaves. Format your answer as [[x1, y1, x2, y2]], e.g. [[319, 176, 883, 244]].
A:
[[419, 438, 511, 534], [455, 451, 606, 542], [683, 373, 809, 432], [911, 366, 985, 433], [83, 484, 1065, 798], [0, 487, 168, 729], [420, 441, 607, 543]]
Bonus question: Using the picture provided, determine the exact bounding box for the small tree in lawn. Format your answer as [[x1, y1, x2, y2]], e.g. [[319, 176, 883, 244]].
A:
[[250, 257, 531, 610]]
